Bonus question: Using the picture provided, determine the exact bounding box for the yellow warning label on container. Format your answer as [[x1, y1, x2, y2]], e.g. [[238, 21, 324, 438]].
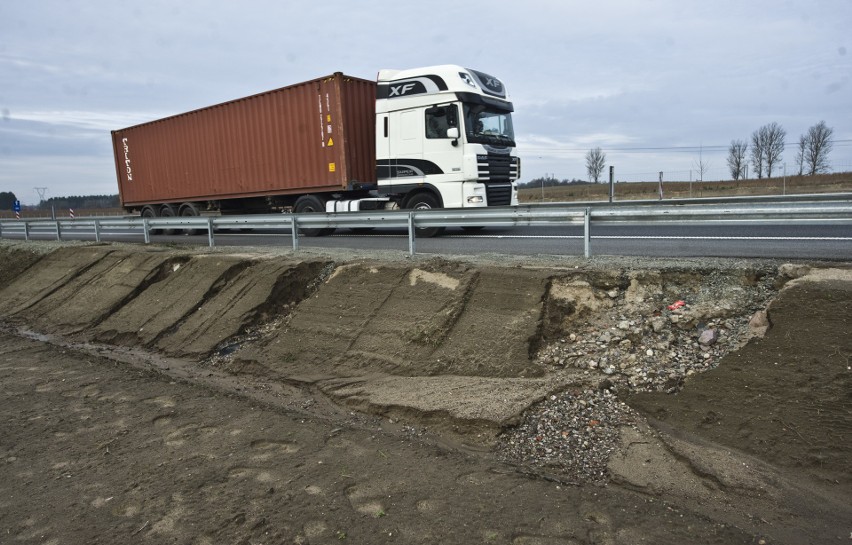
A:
[[327, 137, 334, 147], [329, 162, 336, 172]]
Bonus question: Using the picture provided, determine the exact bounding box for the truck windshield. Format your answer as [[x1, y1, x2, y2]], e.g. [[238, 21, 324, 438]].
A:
[[463, 103, 515, 147]]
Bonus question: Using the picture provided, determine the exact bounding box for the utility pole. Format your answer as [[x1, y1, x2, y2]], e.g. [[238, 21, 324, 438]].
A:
[[608, 166, 614, 203]]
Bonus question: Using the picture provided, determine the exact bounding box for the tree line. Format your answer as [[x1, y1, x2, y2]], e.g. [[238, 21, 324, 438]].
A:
[[579, 121, 836, 183], [39, 195, 120, 209], [516, 177, 593, 189], [0, 193, 120, 210]]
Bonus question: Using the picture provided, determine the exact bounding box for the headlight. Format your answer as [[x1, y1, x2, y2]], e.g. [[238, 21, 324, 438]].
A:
[[467, 196, 484, 204]]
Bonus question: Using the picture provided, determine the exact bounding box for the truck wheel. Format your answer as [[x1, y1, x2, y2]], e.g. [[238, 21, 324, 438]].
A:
[[159, 204, 178, 235], [180, 203, 202, 236], [141, 206, 158, 233], [406, 193, 444, 238], [294, 195, 334, 236]]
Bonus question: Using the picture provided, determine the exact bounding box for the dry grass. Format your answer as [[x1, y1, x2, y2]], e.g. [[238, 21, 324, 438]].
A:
[[519, 171, 852, 203]]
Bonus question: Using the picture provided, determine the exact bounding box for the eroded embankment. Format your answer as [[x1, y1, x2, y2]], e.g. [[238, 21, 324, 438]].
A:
[[0, 245, 561, 431], [0, 242, 784, 436], [3, 241, 850, 544]]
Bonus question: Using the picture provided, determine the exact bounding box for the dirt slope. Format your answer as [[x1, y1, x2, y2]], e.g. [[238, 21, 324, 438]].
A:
[[624, 272, 851, 542], [0, 333, 755, 545], [0, 240, 849, 544], [628, 273, 851, 486]]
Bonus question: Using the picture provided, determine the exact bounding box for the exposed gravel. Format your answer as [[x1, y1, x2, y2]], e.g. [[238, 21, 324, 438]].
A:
[[498, 388, 637, 484], [496, 267, 780, 484]]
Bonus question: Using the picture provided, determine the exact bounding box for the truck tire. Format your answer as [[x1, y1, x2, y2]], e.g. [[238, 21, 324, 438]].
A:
[[406, 193, 444, 238], [179, 203, 202, 236], [141, 206, 158, 233], [294, 195, 335, 237], [159, 204, 178, 235]]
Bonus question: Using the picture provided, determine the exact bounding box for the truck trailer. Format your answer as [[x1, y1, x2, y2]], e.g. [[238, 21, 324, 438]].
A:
[[111, 65, 520, 236]]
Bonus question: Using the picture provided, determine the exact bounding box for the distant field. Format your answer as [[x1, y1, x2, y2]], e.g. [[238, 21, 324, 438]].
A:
[[2, 172, 850, 219], [519, 171, 852, 202]]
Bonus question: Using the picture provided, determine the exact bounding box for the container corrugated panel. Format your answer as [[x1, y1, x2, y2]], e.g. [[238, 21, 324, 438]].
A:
[[112, 73, 377, 207]]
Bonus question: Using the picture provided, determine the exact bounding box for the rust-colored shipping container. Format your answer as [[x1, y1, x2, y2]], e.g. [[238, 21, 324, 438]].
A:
[[112, 73, 377, 209]]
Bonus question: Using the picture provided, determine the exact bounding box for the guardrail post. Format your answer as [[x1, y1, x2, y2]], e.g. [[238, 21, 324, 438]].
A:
[[24, 221, 29, 241], [207, 217, 215, 247], [93, 219, 101, 242], [142, 218, 150, 244], [291, 216, 299, 251], [408, 212, 416, 256], [584, 207, 591, 258], [55, 221, 61, 241]]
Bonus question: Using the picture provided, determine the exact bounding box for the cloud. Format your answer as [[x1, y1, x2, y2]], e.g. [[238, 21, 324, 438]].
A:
[[8, 110, 163, 132]]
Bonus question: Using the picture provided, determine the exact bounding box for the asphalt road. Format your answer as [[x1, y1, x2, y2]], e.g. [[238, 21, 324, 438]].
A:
[[10, 221, 850, 260]]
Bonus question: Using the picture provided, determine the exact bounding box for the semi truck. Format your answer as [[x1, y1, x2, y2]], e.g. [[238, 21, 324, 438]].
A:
[[111, 65, 520, 236]]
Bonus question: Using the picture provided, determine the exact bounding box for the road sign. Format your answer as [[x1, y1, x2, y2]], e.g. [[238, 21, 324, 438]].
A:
[[13, 200, 21, 212]]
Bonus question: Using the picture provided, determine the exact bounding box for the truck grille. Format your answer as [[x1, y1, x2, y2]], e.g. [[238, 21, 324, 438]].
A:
[[477, 154, 520, 183], [484, 182, 513, 206]]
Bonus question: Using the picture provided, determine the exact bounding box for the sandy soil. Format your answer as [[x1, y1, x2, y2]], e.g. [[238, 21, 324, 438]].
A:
[[0, 240, 849, 544]]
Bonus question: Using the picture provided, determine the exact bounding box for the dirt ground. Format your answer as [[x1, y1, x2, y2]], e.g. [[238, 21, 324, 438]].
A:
[[0, 240, 849, 544]]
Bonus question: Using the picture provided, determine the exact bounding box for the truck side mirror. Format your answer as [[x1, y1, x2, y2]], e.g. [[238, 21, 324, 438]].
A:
[[447, 127, 460, 146]]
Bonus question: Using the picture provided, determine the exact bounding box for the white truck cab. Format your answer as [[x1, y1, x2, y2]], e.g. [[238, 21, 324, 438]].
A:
[[374, 65, 520, 212]]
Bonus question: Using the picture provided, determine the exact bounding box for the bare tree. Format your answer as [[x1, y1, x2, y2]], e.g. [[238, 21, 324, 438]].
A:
[[585, 147, 606, 183], [693, 145, 711, 182], [803, 120, 834, 175], [751, 123, 786, 178], [726, 139, 748, 180], [794, 134, 806, 176], [750, 129, 765, 178], [765, 123, 786, 177]]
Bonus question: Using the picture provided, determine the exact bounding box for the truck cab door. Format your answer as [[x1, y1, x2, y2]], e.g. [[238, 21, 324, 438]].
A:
[[422, 104, 463, 205], [379, 109, 424, 190]]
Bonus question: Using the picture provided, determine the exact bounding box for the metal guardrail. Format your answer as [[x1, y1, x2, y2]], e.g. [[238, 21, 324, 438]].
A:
[[535, 191, 852, 209], [1, 196, 851, 257]]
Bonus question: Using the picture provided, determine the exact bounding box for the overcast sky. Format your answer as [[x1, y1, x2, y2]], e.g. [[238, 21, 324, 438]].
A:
[[1, 1, 850, 204]]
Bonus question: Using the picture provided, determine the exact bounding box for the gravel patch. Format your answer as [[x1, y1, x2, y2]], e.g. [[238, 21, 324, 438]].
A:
[[498, 388, 637, 484], [496, 267, 780, 484]]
